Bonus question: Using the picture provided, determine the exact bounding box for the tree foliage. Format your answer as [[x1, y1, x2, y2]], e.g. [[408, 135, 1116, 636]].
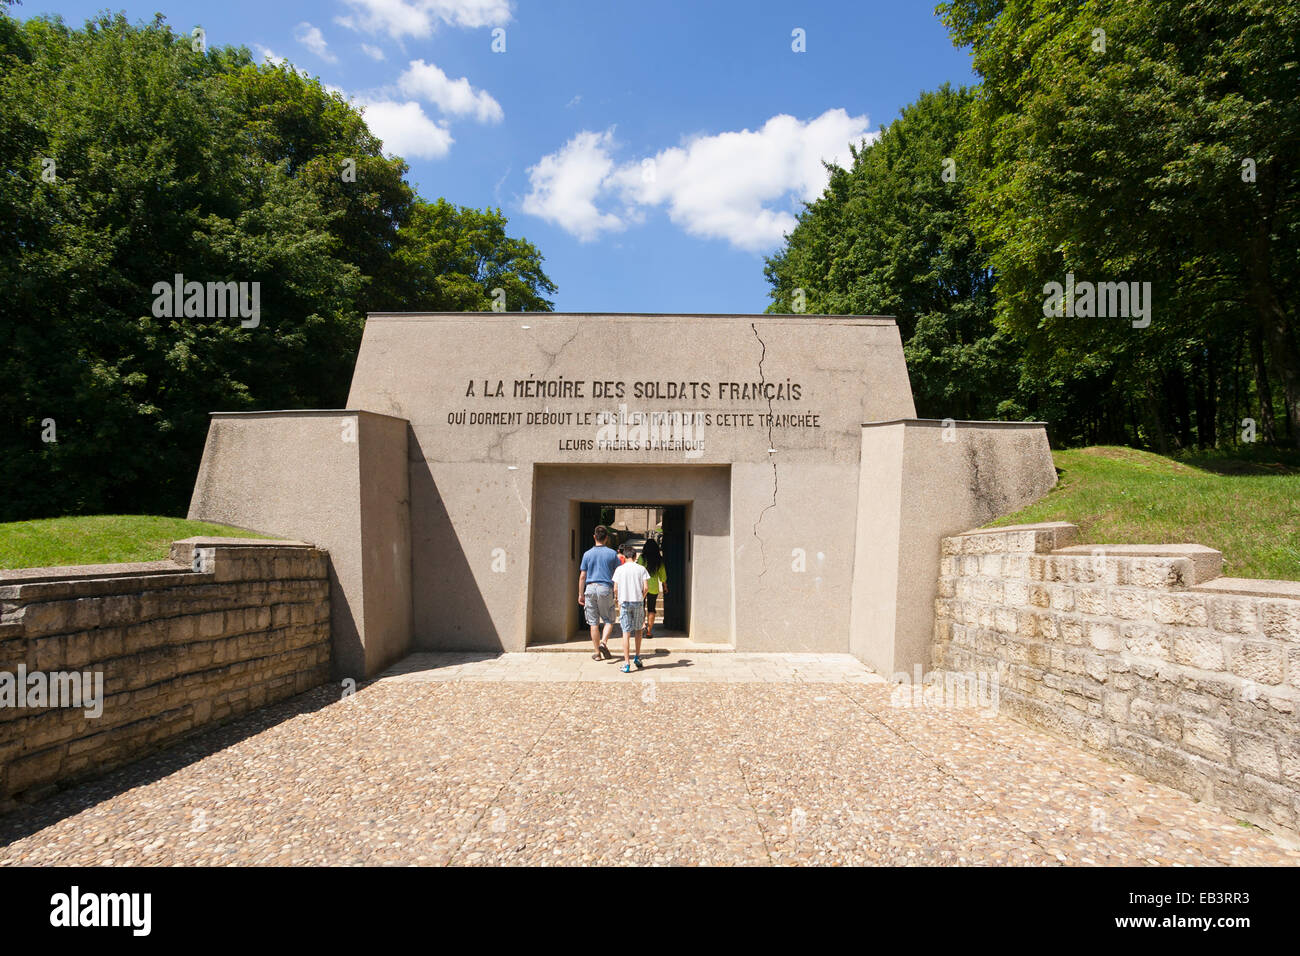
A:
[[767, 0, 1299, 451], [765, 84, 1015, 420], [393, 199, 557, 312], [938, 0, 1300, 448], [0, 12, 555, 520]]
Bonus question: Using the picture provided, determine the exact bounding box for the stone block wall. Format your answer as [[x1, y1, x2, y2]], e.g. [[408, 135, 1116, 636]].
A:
[[933, 522, 1300, 834], [0, 538, 331, 807]]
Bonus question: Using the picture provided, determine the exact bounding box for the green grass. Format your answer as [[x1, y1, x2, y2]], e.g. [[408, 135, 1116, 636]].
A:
[[991, 446, 1300, 581], [0, 515, 271, 570]]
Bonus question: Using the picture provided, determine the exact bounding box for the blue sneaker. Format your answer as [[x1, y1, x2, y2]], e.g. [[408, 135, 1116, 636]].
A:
[[621, 662, 632, 673], [633, 656, 644, 670]]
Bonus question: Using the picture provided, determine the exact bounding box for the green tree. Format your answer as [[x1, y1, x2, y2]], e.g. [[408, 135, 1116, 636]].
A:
[[0, 11, 556, 520], [939, 0, 1300, 448], [0, 14, 366, 515], [393, 199, 557, 312], [223, 63, 416, 309], [766, 85, 1015, 420]]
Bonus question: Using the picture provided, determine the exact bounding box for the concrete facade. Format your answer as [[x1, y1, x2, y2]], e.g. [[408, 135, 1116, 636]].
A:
[[188, 409, 410, 677], [850, 420, 1059, 675], [188, 313, 1056, 676]]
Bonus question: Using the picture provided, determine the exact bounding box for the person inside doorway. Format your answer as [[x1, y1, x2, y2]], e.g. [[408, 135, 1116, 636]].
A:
[[637, 538, 667, 638], [612, 543, 650, 672], [578, 524, 619, 659]]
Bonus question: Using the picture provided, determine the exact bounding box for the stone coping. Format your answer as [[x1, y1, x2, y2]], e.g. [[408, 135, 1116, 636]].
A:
[[208, 409, 408, 422], [0, 561, 187, 584], [1, 538, 315, 593], [947, 521, 1296, 596], [862, 419, 1049, 429], [171, 537, 311, 548], [168, 537, 318, 567], [364, 311, 900, 325], [1192, 577, 1300, 599], [966, 521, 1077, 535], [1053, 542, 1221, 557], [1054, 543, 1223, 586]]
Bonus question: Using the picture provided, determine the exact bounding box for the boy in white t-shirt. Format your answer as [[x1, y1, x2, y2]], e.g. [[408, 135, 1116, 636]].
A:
[[611, 544, 651, 672]]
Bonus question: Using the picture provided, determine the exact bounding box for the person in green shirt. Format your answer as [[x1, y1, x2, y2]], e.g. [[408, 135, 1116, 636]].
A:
[[637, 538, 668, 638]]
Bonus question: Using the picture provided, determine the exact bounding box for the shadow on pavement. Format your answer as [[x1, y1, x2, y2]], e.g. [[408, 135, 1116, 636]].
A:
[[642, 659, 696, 670], [0, 683, 343, 848]]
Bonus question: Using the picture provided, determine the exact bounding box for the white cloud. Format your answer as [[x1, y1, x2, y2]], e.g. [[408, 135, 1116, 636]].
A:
[[336, 0, 512, 40], [398, 59, 503, 124], [522, 129, 625, 241], [254, 46, 314, 78], [522, 110, 874, 251], [358, 99, 454, 159], [294, 22, 338, 63], [361, 43, 386, 60], [254, 45, 288, 66]]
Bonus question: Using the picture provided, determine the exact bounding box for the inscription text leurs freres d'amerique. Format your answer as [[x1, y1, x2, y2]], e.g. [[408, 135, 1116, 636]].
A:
[[451, 377, 821, 453]]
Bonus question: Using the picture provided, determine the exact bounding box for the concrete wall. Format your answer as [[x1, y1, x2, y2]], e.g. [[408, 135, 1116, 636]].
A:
[[181, 317, 1061, 660], [612, 507, 661, 535], [850, 420, 1057, 674], [356, 414, 414, 674], [0, 540, 330, 809], [848, 424, 905, 667], [347, 314, 918, 653], [933, 523, 1300, 835], [188, 410, 411, 678]]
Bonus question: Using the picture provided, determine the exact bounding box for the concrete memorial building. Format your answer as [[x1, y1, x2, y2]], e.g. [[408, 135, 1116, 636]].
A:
[[189, 313, 1057, 679]]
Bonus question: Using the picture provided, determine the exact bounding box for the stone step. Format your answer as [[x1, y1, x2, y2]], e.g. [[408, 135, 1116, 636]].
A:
[[526, 636, 734, 653]]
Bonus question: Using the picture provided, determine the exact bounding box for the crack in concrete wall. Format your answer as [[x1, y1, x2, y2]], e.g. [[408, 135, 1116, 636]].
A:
[[751, 322, 778, 580], [483, 326, 582, 463]]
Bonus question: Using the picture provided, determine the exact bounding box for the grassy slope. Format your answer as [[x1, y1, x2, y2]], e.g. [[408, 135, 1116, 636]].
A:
[[991, 447, 1300, 581], [0, 515, 270, 570]]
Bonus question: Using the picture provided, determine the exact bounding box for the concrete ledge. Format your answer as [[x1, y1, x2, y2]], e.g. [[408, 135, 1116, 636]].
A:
[[863, 418, 1050, 429], [1193, 578, 1300, 599], [850, 420, 1058, 674], [207, 409, 410, 423], [1055, 543, 1223, 585], [0, 561, 189, 585], [365, 311, 900, 326]]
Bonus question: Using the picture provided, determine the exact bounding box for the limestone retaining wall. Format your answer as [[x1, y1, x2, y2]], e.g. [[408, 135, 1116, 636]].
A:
[[0, 538, 331, 807], [933, 522, 1300, 834]]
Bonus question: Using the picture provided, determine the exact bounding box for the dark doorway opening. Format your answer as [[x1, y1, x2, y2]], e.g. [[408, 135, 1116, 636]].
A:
[[576, 501, 688, 634]]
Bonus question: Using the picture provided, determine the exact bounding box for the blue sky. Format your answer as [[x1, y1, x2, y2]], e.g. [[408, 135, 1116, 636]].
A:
[[21, 0, 976, 313]]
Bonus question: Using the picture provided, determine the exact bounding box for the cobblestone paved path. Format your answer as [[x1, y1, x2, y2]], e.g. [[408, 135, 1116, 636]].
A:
[[2, 652, 1296, 865]]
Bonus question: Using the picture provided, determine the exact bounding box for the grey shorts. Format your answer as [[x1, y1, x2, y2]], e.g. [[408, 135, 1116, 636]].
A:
[[619, 600, 646, 635], [584, 584, 615, 626]]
